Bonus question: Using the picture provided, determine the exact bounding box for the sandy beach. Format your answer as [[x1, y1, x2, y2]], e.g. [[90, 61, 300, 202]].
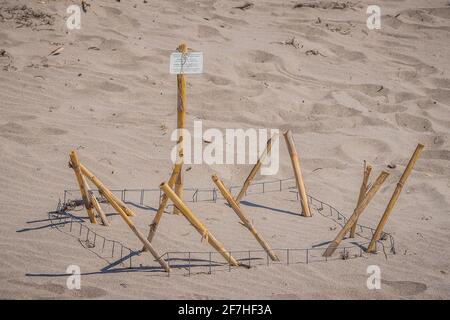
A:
[[0, 0, 449, 299]]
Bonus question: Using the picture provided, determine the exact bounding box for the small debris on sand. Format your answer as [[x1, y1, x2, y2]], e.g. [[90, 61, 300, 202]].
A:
[[0, 5, 54, 30], [234, 3, 254, 11], [284, 37, 302, 49], [48, 46, 64, 56], [81, 1, 91, 13], [387, 162, 396, 169], [0, 49, 15, 71], [293, 1, 356, 10], [305, 49, 326, 57], [160, 123, 168, 135], [340, 250, 350, 260]]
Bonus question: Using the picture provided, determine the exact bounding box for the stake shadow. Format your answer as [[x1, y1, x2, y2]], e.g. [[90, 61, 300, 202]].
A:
[[165, 256, 261, 269], [240, 200, 299, 216], [124, 201, 158, 212], [311, 240, 333, 248], [26, 266, 164, 278], [349, 241, 369, 252], [101, 250, 143, 272], [16, 220, 71, 233]]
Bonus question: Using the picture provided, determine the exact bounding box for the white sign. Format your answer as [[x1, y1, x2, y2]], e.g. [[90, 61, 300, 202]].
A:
[[170, 52, 203, 74]]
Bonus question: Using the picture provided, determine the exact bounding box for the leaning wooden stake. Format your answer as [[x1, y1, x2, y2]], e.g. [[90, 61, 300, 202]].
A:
[[173, 43, 188, 215], [69, 150, 97, 224], [349, 162, 372, 238], [212, 174, 279, 261], [235, 133, 278, 204], [80, 162, 170, 272], [283, 130, 312, 217], [367, 144, 424, 253], [323, 171, 390, 257], [142, 166, 181, 250], [85, 181, 110, 226], [161, 182, 240, 266], [75, 162, 133, 217]]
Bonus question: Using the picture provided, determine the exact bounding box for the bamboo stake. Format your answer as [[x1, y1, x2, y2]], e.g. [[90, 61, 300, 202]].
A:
[[76, 163, 134, 217], [80, 162, 170, 272], [322, 171, 390, 257], [142, 166, 180, 250], [349, 162, 372, 238], [212, 174, 279, 261], [86, 181, 110, 227], [283, 130, 312, 217], [173, 43, 187, 215], [161, 182, 240, 266], [69, 150, 97, 224], [235, 133, 278, 204], [367, 144, 424, 253]]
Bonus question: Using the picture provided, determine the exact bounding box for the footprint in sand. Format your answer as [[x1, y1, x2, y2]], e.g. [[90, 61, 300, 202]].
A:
[[329, 44, 367, 62], [425, 88, 450, 105], [40, 127, 67, 136], [382, 280, 427, 296], [395, 113, 433, 132], [0, 122, 38, 145], [310, 102, 362, 117], [96, 81, 127, 93], [394, 91, 423, 103], [338, 137, 391, 162], [205, 73, 233, 86], [247, 50, 278, 64], [198, 25, 223, 39], [421, 149, 450, 161], [8, 279, 107, 298]]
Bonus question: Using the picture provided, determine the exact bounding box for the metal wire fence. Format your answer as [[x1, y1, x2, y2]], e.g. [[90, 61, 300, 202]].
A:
[[52, 177, 395, 277]]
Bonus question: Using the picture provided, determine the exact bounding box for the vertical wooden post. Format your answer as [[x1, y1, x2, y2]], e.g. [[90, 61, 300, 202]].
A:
[[283, 130, 311, 217], [349, 162, 372, 238], [367, 144, 424, 253], [322, 171, 390, 257], [235, 133, 278, 204], [212, 174, 280, 261], [69, 150, 97, 224], [160, 182, 240, 266], [143, 166, 180, 249], [174, 43, 187, 215], [79, 163, 170, 272]]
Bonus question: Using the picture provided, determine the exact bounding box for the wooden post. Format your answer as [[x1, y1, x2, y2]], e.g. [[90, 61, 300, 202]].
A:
[[322, 171, 390, 257], [160, 182, 240, 266], [212, 174, 279, 261], [283, 130, 311, 217], [85, 181, 110, 226], [80, 162, 170, 272], [143, 166, 180, 250], [367, 144, 424, 253], [349, 162, 372, 238], [235, 133, 278, 204], [173, 43, 187, 215], [69, 150, 97, 224]]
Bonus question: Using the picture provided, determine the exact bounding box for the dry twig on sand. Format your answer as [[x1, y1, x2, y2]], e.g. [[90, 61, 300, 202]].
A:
[[293, 1, 355, 10], [234, 3, 254, 11], [305, 49, 327, 57]]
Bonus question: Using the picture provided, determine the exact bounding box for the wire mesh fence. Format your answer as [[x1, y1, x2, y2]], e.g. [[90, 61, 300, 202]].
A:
[[52, 177, 395, 277]]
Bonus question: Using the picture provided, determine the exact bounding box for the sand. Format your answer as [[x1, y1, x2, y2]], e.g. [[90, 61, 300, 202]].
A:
[[0, 0, 449, 299]]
